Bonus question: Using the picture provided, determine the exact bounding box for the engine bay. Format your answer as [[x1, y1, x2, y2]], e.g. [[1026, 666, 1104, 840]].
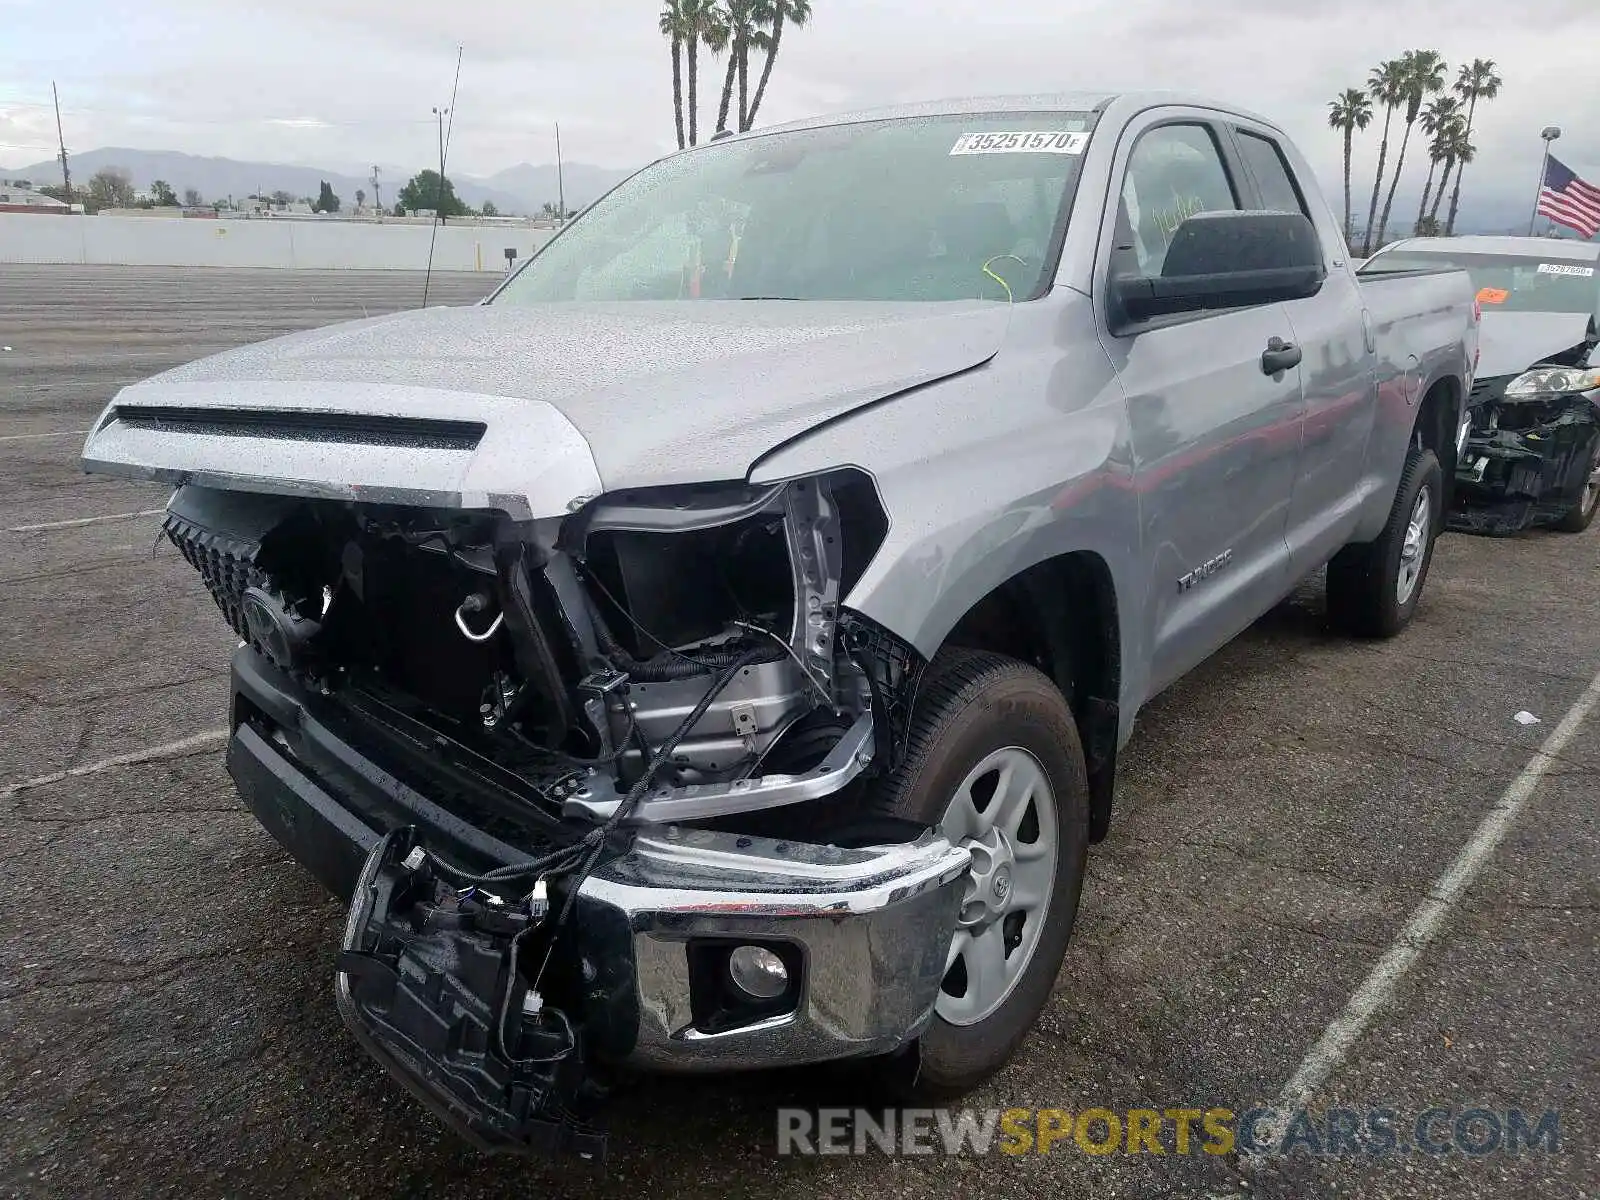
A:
[[165, 470, 908, 836]]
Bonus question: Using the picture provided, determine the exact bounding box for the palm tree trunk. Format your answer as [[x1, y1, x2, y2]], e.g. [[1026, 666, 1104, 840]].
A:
[[1444, 95, 1479, 236], [671, 39, 686, 150], [715, 46, 738, 132], [744, 13, 783, 130], [1414, 157, 1437, 235], [1341, 127, 1354, 247], [687, 38, 699, 145], [737, 37, 749, 128], [1429, 157, 1455, 223], [1362, 106, 1395, 255], [1375, 120, 1414, 251]]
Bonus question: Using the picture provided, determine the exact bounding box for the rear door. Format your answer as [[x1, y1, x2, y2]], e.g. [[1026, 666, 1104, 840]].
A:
[[1094, 114, 1304, 694], [1227, 120, 1378, 570]]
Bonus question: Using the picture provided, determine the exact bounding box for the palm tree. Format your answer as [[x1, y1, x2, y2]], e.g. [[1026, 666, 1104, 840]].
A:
[[1413, 94, 1460, 234], [683, 0, 727, 146], [1361, 59, 1409, 255], [1327, 88, 1372, 247], [1374, 49, 1447, 251], [1444, 58, 1503, 236], [715, 0, 757, 134], [659, 1, 690, 149], [1424, 117, 1468, 231], [744, 0, 812, 131], [1443, 129, 1477, 238]]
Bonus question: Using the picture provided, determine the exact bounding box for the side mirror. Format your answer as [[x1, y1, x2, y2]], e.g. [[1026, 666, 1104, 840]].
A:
[[1110, 210, 1326, 329]]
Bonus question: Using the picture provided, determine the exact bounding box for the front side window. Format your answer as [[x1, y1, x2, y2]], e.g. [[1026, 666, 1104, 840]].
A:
[[492, 113, 1095, 305], [1112, 124, 1239, 280]]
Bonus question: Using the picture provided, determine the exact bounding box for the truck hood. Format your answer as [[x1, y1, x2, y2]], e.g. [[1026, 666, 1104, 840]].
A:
[[1476, 311, 1596, 380], [82, 301, 1010, 514]]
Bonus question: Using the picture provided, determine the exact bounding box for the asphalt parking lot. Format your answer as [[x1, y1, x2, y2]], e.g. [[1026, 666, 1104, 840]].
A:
[[1, 264, 1595, 1200]]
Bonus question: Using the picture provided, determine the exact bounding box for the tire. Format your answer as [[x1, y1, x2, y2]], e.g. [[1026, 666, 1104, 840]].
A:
[[866, 648, 1089, 1098], [1327, 446, 1442, 638], [1551, 443, 1600, 533]]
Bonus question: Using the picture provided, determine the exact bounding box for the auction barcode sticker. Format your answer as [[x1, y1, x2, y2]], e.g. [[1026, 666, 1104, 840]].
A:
[[950, 131, 1088, 156], [1536, 262, 1596, 277]]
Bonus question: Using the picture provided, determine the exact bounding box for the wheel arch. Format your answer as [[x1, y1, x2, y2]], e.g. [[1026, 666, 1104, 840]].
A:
[[933, 549, 1123, 842]]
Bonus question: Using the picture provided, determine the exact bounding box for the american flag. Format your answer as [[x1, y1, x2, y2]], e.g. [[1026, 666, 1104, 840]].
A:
[[1536, 155, 1600, 239]]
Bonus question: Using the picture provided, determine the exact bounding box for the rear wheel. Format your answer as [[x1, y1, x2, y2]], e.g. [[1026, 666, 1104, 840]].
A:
[[1552, 443, 1600, 533], [866, 649, 1088, 1097], [1327, 446, 1442, 638]]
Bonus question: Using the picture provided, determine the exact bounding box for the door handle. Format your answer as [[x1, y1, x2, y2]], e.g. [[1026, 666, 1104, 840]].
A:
[[1261, 336, 1302, 375]]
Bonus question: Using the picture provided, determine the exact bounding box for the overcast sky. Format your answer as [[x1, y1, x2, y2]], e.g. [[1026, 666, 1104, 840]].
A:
[[3, 0, 1597, 212]]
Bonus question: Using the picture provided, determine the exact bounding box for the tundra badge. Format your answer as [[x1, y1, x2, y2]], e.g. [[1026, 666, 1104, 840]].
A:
[[1178, 549, 1234, 593]]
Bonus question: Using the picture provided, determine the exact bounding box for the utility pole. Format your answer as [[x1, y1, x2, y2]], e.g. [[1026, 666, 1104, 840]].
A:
[[1527, 126, 1561, 237], [555, 122, 565, 224], [370, 165, 382, 215], [52, 82, 71, 206]]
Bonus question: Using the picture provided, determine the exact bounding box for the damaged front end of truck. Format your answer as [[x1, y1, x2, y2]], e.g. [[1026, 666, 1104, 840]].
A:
[[83, 399, 970, 1161], [1450, 335, 1600, 536]]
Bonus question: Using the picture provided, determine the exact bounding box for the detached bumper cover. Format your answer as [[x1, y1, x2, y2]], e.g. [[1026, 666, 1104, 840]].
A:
[[226, 645, 968, 1098]]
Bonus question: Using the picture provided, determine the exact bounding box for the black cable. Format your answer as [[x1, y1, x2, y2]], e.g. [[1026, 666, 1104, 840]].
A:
[[494, 924, 576, 1066], [527, 646, 770, 991]]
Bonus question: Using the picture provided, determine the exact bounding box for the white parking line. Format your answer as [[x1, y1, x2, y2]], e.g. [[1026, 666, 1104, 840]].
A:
[[0, 729, 229, 800], [8, 508, 165, 533], [0, 428, 88, 443], [1272, 665, 1600, 1115]]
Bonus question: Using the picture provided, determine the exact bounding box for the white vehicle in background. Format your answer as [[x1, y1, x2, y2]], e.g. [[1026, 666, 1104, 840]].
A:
[[1361, 236, 1600, 535]]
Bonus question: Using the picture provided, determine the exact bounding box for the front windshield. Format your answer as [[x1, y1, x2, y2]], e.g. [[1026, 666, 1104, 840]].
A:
[[1360, 250, 1599, 316], [491, 113, 1094, 305]]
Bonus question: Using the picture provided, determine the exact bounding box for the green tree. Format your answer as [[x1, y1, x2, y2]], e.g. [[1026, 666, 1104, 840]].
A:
[[1361, 59, 1409, 255], [1374, 49, 1447, 250], [182, 186, 203, 207], [744, 0, 810, 130], [150, 179, 179, 206], [269, 190, 294, 208], [1412, 94, 1460, 235], [1327, 87, 1372, 247], [1444, 58, 1502, 236], [481, 199, 499, 217], [355, 187, 366, 209], [312, 180, 341, 213], [396, 169, 466, 217], [87, 167, 135, 210]]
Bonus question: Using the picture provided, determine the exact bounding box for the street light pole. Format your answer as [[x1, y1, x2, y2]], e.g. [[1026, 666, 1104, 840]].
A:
[[1527, 125, 1561, 236], [555, 122, 565, 225]]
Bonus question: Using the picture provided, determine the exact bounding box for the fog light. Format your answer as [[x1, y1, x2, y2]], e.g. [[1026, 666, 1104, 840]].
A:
[[727, 945, 789, 1000]]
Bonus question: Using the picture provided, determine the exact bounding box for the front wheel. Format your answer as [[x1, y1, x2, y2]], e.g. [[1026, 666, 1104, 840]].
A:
[[1551, 443, 1600, 533], [1327, 446, 1442, 638], [866, 649, 1088, 1098]]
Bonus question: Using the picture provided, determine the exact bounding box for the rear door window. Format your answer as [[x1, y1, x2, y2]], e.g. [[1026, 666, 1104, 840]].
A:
[[1235, 131, 1309, 217]]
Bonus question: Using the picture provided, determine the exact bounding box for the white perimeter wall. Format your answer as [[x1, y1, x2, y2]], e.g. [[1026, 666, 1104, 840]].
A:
[[0, 215, 557, 272]]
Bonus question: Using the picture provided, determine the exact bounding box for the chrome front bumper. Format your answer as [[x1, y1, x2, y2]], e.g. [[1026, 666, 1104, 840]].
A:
[[579, 826, 971, 1071]]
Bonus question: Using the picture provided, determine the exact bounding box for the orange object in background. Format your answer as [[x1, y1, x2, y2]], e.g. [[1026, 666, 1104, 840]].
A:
[[1476, 286, 1510, 305]]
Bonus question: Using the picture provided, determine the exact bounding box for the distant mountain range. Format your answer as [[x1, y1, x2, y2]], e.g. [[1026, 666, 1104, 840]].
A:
[[4, 147, 637, 215], [3, 145, 1590, 243]]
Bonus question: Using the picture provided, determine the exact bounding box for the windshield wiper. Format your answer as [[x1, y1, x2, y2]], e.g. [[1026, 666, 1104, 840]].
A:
[[735, 295, 805, 301]]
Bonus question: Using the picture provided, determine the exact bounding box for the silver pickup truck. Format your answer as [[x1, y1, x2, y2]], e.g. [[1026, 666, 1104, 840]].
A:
[[82, 92, 1478, 1157]]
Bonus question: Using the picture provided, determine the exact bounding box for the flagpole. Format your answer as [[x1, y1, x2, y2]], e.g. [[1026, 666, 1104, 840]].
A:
[[1527, 125, 1561, 236]]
